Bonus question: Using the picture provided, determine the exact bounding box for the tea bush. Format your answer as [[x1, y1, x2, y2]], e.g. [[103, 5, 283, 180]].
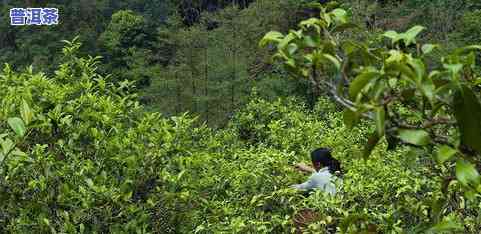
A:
[[2, 24, 481, 234], [0, 39, 211, 233], [457, 10, 481, 44], [171, 94, 481, 233]]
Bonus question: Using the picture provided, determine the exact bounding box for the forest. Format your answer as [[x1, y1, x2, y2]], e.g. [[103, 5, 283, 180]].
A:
[[1, 0, 481, 233]]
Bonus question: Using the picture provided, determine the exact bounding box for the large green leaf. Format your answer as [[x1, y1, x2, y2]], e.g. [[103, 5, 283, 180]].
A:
[[403, 26, 425, 46], [383, 26, 425, 46], [302, 35, 319, 48], [407, 58, 426, 83], [322, 54, 341, 70], [475, 77, 481, 85], [453, 85, 481, 153], [426, 219, 463, 233], [421, 78, 435, 106], [398, 129, 431, 146], [383, 31, 402, 44], [421, 44, 439, 55], [436, 145, 457, 164], [443, 63, 463, 83], [286, 43, 298, 55], [7, 117, 26, 138], [299, 18, 321, 33], [278, 32, 298, 51], [349, 69, 381, 99], [329, 8, 348, 24], [1, 138, 15, 158], [456, 160, 480, 187], [259, 31, 284, 47], [20, 99, 34, 125]]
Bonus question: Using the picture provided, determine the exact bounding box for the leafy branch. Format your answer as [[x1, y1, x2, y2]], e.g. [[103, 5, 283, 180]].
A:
[[260, 1, 481, 228]]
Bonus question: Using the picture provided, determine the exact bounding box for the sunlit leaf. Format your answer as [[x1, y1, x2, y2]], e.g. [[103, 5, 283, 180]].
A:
[[475, 77, 481, 85], [7, 117, 26, 138], [278, 33, 297, 51], [20, 99, 34, 125], [443, 63, 463, 80], [398, 129, 431, 146], [1, 138, 15, 158], [349, 69, 381, 99], [386, 50, 405, 63], [299, 18, 321, 33], [421, 44, 438, 55], [407, 58, 426, 83], [403, 26, 425, 46], [383, 31, 402, 44], [259, 31, 284, 47], [286, 43, 298, 55], [322, 54, 341, 70], [436, 145, 457, 163], [330, 9, 348, 24], [456, 160, 480, 187], [426, 219, 463, 233], [302, 35, 319, 47], [421, 78, 435, 106]]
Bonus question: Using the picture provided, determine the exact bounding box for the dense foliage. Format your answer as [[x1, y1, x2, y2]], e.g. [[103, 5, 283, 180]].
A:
[[1, 0, 481, 233]]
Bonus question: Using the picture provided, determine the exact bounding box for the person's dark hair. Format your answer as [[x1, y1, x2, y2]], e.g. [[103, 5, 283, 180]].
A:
[[310, 148, 342, 174]]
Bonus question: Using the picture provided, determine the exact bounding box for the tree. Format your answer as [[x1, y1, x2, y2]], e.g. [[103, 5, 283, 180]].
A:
[[260, 1, 481, 229], [98, 10, 172, 87]]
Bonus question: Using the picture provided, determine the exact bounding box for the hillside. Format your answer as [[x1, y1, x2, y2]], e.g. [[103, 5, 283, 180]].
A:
[[1, 0, 481, 233]]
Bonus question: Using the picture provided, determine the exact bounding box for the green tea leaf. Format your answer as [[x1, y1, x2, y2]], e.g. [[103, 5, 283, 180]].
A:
[[403, 25, 425, 46], [421, 44, 438, 55], [383, 31, 402, 44], [20, 99, 34, 125], [322, 54, 341, 70], [0, 138, 15, 156], [299, 18, 321, 33], [259, 31, 284, 47], [330, 8, 348, 24], [278, 32, 297, 51], [349, 69, 381, 99], [456, 160, 480, 187], [7, 117, 26, 138], [398, 129, 431, 146], [427, 219, 463, 233], [436, 145, 457, 163]]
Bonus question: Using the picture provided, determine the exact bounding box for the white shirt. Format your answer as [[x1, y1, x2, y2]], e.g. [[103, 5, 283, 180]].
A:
[[291, 167, 338, 195]]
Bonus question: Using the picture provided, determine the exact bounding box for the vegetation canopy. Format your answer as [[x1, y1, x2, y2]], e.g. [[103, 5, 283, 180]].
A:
[[1, 0, 481, 233]]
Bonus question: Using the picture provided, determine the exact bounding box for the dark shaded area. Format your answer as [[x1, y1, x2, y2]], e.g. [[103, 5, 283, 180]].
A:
[[178, 0, 255, 26]]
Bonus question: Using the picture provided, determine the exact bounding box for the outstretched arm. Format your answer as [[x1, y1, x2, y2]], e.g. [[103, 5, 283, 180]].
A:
[[290, 176, 314, 190], [294, 162, 316, 174]]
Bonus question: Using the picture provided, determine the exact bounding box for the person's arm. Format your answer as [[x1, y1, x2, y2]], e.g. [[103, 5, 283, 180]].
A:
[[294, 162, 316, 174], [290, 175, 315, 190]]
